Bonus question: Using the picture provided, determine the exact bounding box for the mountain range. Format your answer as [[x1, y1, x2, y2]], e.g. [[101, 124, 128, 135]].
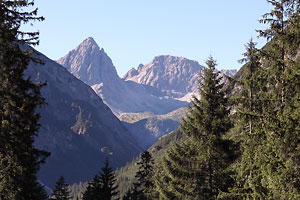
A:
[[56, 37, 237, 150], [57, 37, 187, 116], [123, 55, 237, 102], [23, 37, 237, 189], [123, 55, 204, 101]]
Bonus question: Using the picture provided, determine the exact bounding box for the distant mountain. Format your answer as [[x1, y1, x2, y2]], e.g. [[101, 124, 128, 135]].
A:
[[57, 37, 120, 87], [121, 107, 187, 149], [26, 48, 142, 188], [123, 55, 204, 101], [123, 56, 237, 101], [58, 38, 187, 116]]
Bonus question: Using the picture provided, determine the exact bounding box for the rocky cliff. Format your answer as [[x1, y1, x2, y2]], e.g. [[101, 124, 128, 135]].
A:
[[58, 38, 187, 116]]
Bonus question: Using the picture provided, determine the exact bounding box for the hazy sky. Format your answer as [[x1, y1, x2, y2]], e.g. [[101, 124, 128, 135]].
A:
[[28, 0, 271, 76]]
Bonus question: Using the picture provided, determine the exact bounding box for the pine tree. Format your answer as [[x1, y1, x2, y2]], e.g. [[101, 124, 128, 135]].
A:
[[100, 158, 119, 200], [0, 1, 49, 199], [156, 56, 237, 199], [221, 39, 270, 199], [258, 0, 297, 106], [124, 151, 155, 200], [82, 175, 103, 200], [83, 158, 119, 200], [50, 176, 71, 200], [256, 0, 300, 198]]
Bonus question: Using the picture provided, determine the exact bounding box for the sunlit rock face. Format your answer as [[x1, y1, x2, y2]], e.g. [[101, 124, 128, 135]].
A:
[[58, 37, 187, 116]]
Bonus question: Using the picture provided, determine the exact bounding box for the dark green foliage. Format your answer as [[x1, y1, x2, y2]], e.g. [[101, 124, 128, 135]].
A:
[[0, 1, 49, 199], [50, 176, 71, 200], [123, 151, 155, 200], [82, 175, 102, 200], [224, 1, 300, 198], [100, 159, 119, 200], [156, 56, 237, 199], [115, 2, 300, 199], [83, 158, 119, 200], [221, 39, 269, 199], [134, 151, 155, 199], [115, 130, 183, 199], [256, 1, 300, 198]]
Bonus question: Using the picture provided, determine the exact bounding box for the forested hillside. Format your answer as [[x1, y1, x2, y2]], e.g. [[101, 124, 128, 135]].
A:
[[1, 0, 300, 200], [114, 1, 300, 199]]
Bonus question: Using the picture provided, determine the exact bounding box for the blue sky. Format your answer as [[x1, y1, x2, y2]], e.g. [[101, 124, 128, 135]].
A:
[[30, 0, 271, 76]]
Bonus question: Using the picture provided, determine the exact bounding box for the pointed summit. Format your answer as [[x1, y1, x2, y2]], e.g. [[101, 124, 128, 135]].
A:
[[85, 36, 97, 44], [58, 40, 186, 116], [57, 37, 119, 86], [78, 37, 99, 50]]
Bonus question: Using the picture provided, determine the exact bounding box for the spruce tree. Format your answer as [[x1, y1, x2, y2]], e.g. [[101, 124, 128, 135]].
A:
[[258, 0, 297, 106], [134, 151, 155, 199], [83, 158, 119, 200], [100, 158, 119, 200], [82, 175, 102, 200], [124, 151, 155, 200], [50, 176, 71, 200], [221, 39, 270, 199], [256, 0, 300, 198], [0, 1, 49, 199], [156, 56, 236, 199]]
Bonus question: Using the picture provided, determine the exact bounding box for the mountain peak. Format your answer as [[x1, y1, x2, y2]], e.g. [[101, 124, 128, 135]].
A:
[[76, 37, 100, 51], [57, 37, 119, 86], [86, 36, 96, 42], [123, 55, 205, 99], [83, 37, 97, 45]]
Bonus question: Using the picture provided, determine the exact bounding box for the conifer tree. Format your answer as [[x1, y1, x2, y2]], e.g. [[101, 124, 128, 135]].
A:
[[134, 151, 155, 199], [256, 0, 300, 198], [83, 158, 119, 200], [124, 151, 155, 200], [50, 176, 71, 200], [258, 0, 297, 106], [82, 175, 102, 200], [0, 1, 49, 199], [100, 158, 119, 200], [221, 39, 270, 199], [156, 56, 236, 199]]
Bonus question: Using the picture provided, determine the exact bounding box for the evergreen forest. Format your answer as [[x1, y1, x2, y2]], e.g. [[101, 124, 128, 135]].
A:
[[0, 0, 300, 199]]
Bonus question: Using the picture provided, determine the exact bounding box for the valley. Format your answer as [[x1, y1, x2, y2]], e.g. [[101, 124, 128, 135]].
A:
[[28, 37, 236, 190]]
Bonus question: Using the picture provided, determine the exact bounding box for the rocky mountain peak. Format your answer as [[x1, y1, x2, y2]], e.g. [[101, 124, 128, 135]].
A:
[[123, 68, 138, 79], [58, 39, 186, 116], [80, 37, 98, 49], [123, 55, 204, 99], [137, 63, 144, 70], [57, 37, 119, 86]]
